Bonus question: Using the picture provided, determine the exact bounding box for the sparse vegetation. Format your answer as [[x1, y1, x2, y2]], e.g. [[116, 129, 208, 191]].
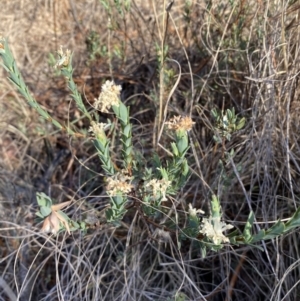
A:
[[1, 1, 300, 300]]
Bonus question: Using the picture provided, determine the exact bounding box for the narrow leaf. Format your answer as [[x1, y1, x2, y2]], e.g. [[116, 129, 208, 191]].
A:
[[51, 200, 72, 211], [285, 207, 300, 232], [243, 211, 254, 242], [250, 229, 265, 243], [40, 206, 52, 217], [263, 221, 285, 240]]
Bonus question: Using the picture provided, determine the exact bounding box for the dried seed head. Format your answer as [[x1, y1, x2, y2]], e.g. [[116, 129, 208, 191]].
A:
[[55, 45, 71, 68], [40, 201, 72, 235], [49, 212, 61, 234], [94, 80, 121, 113], [153, 228, 171, 243], [41, 216, 51, 233], [41, 212, 60, 234], [166, 116, 195, 132]]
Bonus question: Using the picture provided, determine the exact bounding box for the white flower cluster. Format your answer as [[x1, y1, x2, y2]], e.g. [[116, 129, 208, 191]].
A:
[[106, 172, 133, 196], [166, 116, 195, 132], [188, 203, 233, 245], [188, 203, 204, 216], [55, 45, 71, 68], [201, 216, 234, 245], [94, 80, 121, 113], [88, 121, 109, 137], [145, 178, 171, 201]]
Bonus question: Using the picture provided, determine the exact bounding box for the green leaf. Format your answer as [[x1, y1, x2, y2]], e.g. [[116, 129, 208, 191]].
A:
[[80, 221, 86, 230], [176, 133, 188, 155], [226, 109, 233, 120], [70, 220, 80, 230], [213, 135, 222, 144], [246, 243, 264, 251], [263, 221, 285, 240], [199, 242, 207, 258], [119, 103, 129, 124], [174, 292, 188, 301], [170, 142, 179, 156], [111, 195, 126, 207], [40, 206, 52, 217], [123, 124, 131, 137], [36, 192, 52, 207], [57, 210, 70, 221], [227, 228, 240, 238], [36, 194, 47, 207], [243, 211, 254, 242], [250, 229, 265, 243], [211, 108, 219, 119], [236, 117, 246, 130], [210, 244, 223, 251], [188, 215, 200, 230], [105, 141, 112, 156], [285, 207, 300, 232], [105, 208, 113, 221], [181, 160, 189, 177], [210, 195, 221, 218], [35, 211, 44, 218], [158, 167, 168, 179]]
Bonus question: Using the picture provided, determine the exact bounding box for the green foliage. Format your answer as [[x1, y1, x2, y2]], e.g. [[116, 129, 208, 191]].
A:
[[228, 207, 300, 246], [211, 107, 245, 142], [56, 48, 92, 121], [92, 121, 116, 176], [105, 194, 127, 226], [156, 43, 169, 68], [164, 292, 188, 301], [35, 192, 54, 219], [0, 39, 77, 136], [85, 30, 107, 62], [35, 192, 87, 234], [210, 194, 222, 218], [112, 101, 133, 169], [2, 36, 300, 258], [99, 0, 131, 17]]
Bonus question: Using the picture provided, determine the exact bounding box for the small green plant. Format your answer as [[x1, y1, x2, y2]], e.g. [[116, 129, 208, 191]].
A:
[[211, 107, 245, 142], [85, 30, 108, 62], [36, 192, 84, 234], [182, 195, 233, 257], [211, 107, 245, 189], [0, 37, 193, 228]]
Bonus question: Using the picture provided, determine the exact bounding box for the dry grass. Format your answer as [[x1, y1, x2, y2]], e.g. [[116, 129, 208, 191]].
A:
[[1, 0, 300, 300]]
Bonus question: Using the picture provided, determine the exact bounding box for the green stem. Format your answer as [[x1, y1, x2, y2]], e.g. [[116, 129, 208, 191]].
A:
[[112, 102, 133, 171], [60, 59, 92, 121], [0, 38, 77, 136]]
